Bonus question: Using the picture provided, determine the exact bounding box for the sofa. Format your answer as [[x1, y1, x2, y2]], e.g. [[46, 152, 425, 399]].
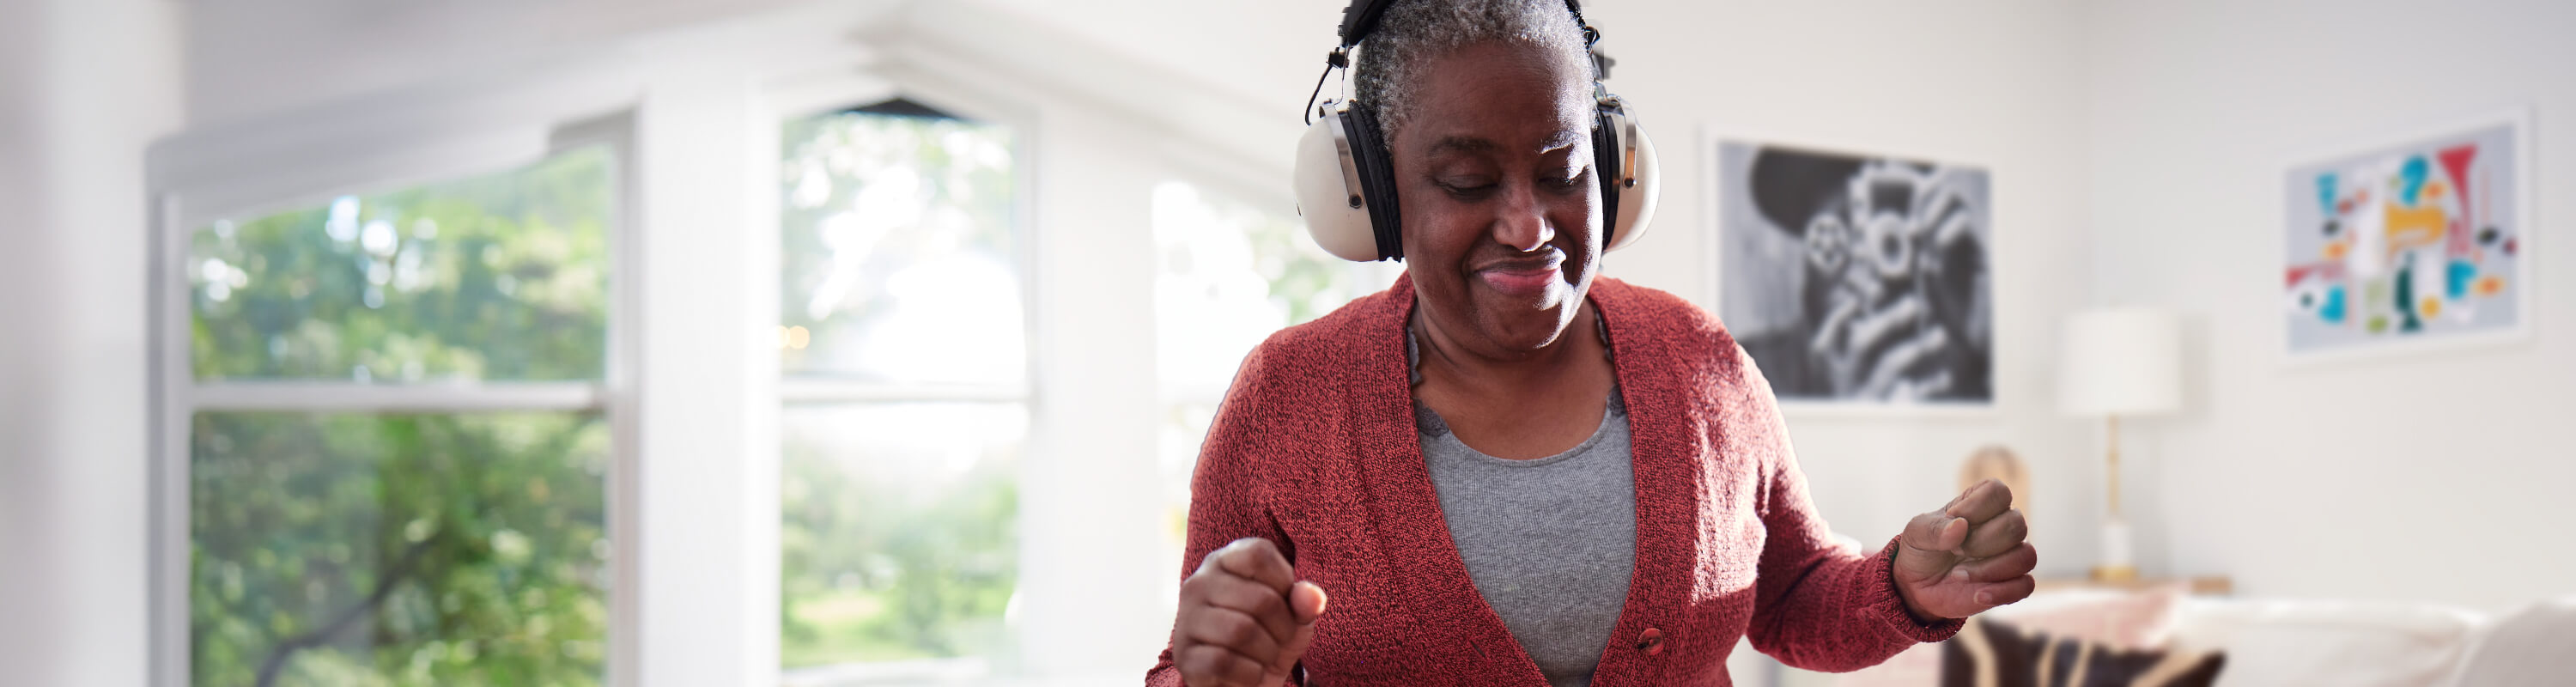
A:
[[1745, 587, 2576, 686]]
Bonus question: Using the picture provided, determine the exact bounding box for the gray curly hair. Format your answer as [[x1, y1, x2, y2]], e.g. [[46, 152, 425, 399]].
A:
[[1352, 0, 1594, 139]]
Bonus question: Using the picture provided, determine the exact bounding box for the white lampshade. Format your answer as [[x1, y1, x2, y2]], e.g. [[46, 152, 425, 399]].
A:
[[2057, 307, 2183, 417]]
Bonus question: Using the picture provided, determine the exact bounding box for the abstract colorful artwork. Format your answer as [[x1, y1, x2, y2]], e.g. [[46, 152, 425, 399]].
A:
[[2283, 112, 2527, 359], [1715, 140, 1993, 407]]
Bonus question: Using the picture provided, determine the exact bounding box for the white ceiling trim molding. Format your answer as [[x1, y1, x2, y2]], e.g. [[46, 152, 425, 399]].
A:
[[153, 0, 908, 227], [149, 52, 645, 228], [866, 0, 1303, 210], [166, 0, 1306, 216]]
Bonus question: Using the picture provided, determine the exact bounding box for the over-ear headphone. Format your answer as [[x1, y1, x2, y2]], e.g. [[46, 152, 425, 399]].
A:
[[1294, 0, 1662, 263]]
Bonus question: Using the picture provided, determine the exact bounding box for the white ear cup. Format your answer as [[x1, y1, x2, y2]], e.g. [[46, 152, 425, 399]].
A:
[[1604, 119, 1660, 252], [1295, 109, 1383, 262]]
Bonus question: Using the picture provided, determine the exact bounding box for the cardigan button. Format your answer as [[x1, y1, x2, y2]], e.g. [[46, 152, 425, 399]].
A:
[[1637, 628, 1665, 655]]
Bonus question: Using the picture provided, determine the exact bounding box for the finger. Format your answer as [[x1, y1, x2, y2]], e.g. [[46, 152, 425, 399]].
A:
[[1267, 609, 1320, 681], [1200, 576, 1298, 646], [1947, 543, 2038, 584], [1946, 478, 2014, 524], [1849, 295, 1930, 365], [1176, 642, 1266, 687], [1212, 538, 1297, 594], [1251, 583, 1329, 683], [1896, 510, 1967, 583], [1970, 575, 2038, 609], [1901, 509, 1968, 555], [1960, 509, 2028, 559], [1807, 297, 1861, 357], [1860, 325, 1948, 397], [1182, 606, 1283, 668], [1923, 185, 1978, 245]]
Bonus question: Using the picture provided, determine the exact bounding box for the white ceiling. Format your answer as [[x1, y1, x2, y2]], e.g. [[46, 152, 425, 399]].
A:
[[181, 0, 1365, 127], [959, 0, 1350, 117], [184, 0, 892, 124]]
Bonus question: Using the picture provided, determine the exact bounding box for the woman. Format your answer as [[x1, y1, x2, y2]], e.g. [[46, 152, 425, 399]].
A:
[[1147, 2, 2035, 685]]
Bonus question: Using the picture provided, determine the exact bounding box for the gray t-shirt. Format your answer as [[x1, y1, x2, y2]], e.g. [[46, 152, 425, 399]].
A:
[[1416, 392, 1637, 687]]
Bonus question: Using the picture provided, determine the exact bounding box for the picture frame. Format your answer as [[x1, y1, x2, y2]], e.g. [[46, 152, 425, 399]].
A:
[[2278, 106, 2535, 367], [1701, 123, 2001, 416]]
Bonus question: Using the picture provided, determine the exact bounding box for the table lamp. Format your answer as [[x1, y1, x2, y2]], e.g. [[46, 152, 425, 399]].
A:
[[2057, 307, 2182, 582]]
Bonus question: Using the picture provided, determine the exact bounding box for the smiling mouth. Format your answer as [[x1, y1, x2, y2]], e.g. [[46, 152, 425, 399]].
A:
[[1475, 252, 1565, 296], [1476, 247, 1564, 274]]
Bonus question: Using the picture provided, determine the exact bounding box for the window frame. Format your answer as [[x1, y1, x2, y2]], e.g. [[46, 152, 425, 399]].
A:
[[759, 70, 1047, 681], [145, 100, 645, 687], [762, 70, 1044, 404], [1144, 179, 1405, 613], [139, 24, 1305, 685]]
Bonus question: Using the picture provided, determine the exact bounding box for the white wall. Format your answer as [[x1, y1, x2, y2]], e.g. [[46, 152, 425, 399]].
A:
[[1585, 4, 2095, 682], [2082, 0, 2576, 611], [1577, 0, 2096, 580], [1018, 99, 1178, 678], [0, 0, 184, 684]]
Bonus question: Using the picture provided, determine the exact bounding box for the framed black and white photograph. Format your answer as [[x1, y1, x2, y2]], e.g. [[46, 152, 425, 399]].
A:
[[1710, 136, 1996, 410]]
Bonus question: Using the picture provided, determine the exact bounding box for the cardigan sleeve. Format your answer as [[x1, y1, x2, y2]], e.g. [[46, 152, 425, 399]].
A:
[[1734, 343, 1963, 672], [1146, 345, 1299, 687]]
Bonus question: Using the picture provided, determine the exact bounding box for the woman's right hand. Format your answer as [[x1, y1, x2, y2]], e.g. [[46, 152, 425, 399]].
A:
[[1172, 538, 1330, 687]]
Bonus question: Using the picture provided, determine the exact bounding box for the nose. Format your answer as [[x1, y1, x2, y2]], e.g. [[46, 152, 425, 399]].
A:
[[1492, 182, 1554, 252]]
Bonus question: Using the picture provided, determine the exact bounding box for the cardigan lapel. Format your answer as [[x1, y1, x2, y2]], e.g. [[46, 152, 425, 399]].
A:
[[1346, 276, 1546, 684], [1343, 277, 1710, 685], [1585, 279, 1702, 687]]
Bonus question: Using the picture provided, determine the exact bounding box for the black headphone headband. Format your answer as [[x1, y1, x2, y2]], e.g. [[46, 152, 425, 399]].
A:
[[1339, 0, 1593, 48]]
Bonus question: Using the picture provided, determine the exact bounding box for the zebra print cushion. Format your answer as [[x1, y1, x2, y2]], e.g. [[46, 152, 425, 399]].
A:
[[1941, 617, 2226, 687]]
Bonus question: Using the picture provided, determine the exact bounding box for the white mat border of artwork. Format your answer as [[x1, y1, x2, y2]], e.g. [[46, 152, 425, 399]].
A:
[[1697, 120, 2003, 419], [2275, 105, 2537, 369]]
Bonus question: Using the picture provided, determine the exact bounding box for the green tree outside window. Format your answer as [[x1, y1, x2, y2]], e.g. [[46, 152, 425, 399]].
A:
[[188, 147, 614, 687]]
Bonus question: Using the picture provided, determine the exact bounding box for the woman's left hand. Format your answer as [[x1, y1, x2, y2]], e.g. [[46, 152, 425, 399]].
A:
[[1891, 478, 2037, 621]]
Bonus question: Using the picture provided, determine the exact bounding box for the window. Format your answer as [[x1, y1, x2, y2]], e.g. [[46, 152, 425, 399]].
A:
[[173, 146, 621, 685], [1150, 181, 1399, 553], [776, 102, 1026, 684]]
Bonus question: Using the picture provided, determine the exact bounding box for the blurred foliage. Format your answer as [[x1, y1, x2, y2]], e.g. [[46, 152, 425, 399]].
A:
[[777, 109, 1019, 379], [777, 407, 1019, 667], [1233, 199, 1356, 325], [187, 148, 614, 686], [192, 413, 611, 687], [190, 148, 611, 381], [777, 108, 1024, 669]]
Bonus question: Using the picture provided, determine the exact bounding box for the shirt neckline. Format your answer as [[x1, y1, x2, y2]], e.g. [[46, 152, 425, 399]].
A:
[[1415, 384, 1625, 468]]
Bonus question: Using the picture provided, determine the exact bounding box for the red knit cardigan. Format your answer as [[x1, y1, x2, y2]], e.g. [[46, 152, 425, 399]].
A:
[[1145, 276, 1959, 686]]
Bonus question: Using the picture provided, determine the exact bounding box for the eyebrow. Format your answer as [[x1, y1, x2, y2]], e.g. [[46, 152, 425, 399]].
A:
[[1425, 131, 1586, 157]]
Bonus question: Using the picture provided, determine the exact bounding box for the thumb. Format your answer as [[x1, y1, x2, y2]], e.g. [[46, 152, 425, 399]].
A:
[[1289, 581, 1328, 624], [1264, 582, 1328, 682], [1894, 511, 1966, 584]]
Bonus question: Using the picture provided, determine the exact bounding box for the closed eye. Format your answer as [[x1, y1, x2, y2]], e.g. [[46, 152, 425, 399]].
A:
[[1548, 167, 1591, 192], [1437, 179, 1498, 198]]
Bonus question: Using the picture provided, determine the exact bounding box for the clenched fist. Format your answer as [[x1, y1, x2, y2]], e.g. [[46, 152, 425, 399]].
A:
[[1172, 538, 1331, 687], [1893, 478, 2038, 620]]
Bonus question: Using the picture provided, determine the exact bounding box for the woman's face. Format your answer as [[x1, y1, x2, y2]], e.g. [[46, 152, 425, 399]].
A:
[[1393, 40, 1601, 356]]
